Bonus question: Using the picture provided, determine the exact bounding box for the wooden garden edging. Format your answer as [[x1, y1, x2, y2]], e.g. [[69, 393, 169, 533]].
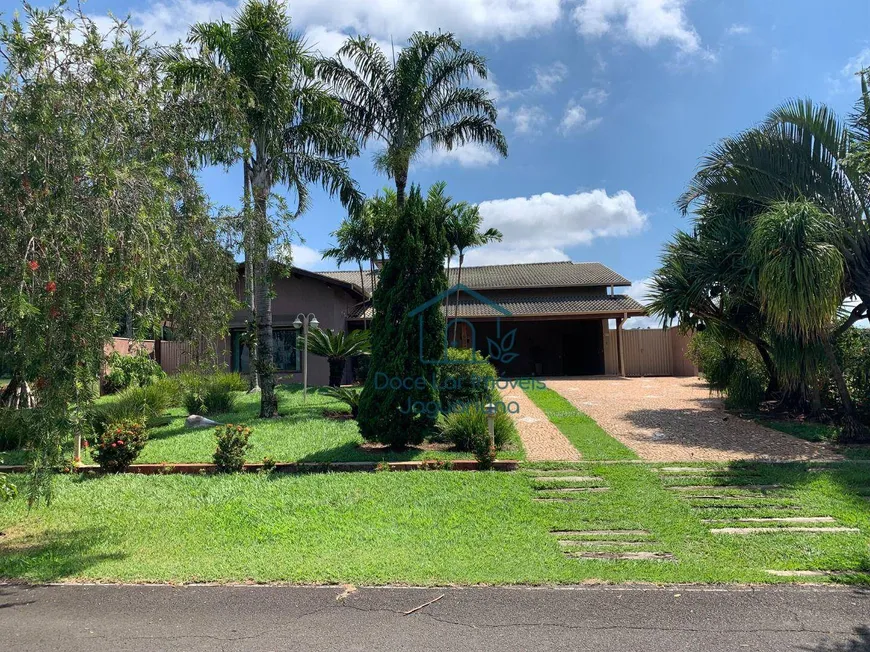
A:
[[0, 459, 519, 475]]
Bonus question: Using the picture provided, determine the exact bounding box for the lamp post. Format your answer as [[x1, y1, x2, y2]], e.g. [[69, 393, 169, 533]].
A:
[[484, 402, 497, 461], [293, 312, 319, 402]]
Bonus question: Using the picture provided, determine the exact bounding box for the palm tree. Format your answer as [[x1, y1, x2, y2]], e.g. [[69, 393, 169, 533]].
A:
[[304, 329, 370, 386], [166, 0, 362, 417], [317, 32, 507, 209], [448, 203, 502, 341], [323, 211, 372, 316]]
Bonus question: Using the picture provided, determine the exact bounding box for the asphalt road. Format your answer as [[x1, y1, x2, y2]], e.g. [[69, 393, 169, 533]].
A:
[[1, 583, 869, 651]]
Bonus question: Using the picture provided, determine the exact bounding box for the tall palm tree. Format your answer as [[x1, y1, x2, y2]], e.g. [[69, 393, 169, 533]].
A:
[[317, 32, 507, 209], [448, 203, 502, 341], [166, 0, 362, 417]]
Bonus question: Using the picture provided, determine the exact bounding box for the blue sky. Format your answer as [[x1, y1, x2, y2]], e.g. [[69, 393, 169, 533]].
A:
[[28, 0, 870, 312]]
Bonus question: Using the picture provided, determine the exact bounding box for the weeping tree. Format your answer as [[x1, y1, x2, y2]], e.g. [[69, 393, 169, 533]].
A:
[[166, 0, 363, 418], [0, 6, 238, 500], [304, 329, 370, 386]]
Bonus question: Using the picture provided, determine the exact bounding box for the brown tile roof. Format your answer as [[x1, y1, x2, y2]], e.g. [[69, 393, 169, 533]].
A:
[[349, 293, 644, 320], [318, 261, 630, 297]]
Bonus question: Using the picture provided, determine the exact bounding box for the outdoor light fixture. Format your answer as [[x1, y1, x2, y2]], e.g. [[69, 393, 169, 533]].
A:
[[293, 313, 318, 402], [485, 402, 497, 456]]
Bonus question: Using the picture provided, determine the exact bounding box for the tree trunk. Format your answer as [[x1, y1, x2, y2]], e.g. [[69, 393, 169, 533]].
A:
[[328, 358, 345, 387], [821, 335, 867, 441], [752, 341, 780, 398], [244, 161, 260, 393], [451, 253, 464, 343], [358, 260, 367, 329], [395, 168, 407, 210], [252, 166, 276, 418]]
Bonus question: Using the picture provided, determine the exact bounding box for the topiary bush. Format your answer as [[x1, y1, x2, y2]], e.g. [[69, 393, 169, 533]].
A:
[[180, 371, 245, 415], [104, 349, 165, 394], [439, 347, 499, 409], [213, 423, 251, 472], [357, 185, 449, 447], [89, 419, 148, 473], [438, 404, 516, 452]]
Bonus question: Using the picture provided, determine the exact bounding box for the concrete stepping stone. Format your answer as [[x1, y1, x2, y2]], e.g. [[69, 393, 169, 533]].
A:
[[702, 516, 836, 524], [765, 570, 855, 577], [566, 551, 675, 561], [552, 529, 651, 537], [536, 487, 609, 494], [710, 526, 860, 534], [693, 504, 799, 510], [557, 540, 650, 547], [656, 467, 713, 473], [534, 497, 582, 503], [532, 476, 600, 482], [671, 484, 783, 491]]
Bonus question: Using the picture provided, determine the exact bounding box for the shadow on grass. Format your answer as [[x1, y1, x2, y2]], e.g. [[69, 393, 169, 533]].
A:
[[0, 526, 124, 582], [804, 625, 870, 651]]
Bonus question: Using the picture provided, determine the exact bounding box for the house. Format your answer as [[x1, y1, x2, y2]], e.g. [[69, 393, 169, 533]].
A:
[[225, 261, 645, 386]]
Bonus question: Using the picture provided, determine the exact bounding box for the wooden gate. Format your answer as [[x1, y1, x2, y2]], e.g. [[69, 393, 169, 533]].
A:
[[612, 329, 697, 377]]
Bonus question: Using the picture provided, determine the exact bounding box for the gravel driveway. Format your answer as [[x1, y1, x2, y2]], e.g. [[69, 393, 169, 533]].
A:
[[545, 376, 837, 462]]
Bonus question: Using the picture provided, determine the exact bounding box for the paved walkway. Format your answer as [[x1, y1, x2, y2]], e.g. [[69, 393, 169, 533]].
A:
[[546, 376, 836, 462], [2, 583, 868, 651], [500, 385, 581, 461]]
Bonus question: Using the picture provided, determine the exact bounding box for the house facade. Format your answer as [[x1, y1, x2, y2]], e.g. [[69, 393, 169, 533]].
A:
[[226, 261, 646, 386]]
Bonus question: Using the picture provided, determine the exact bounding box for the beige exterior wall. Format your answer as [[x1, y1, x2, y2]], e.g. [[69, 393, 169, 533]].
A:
[[228, 271, 363, 387]]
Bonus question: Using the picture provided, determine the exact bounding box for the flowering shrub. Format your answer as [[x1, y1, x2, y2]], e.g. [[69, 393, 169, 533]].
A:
[[90, 419, 148, 473], [213, 424, 251, 473]]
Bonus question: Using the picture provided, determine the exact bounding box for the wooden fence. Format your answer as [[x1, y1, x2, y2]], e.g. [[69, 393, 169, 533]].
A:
[[105, 337, 229, 375], [620, 328, 697, 377]]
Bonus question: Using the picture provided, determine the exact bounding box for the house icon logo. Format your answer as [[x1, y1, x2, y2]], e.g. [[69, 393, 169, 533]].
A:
[[408, 284, 518, 365]]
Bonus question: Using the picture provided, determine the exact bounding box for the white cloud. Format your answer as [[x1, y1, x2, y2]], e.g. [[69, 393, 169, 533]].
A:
[[510, 105, 549, 134], [724, 24, 751, 37], [467, 189, 646, 268], [532, 61, 568, 93], [460, 246, 570, 266], [559, 101, 602, 134], [581, 87, 609, 105], [828, 47, 870, 94], [842, 48, 870, 80], [572, 0, 704, 55], [128, 0, 562, 46], [131, 0, 236, 45], [472, 189, 647, 263], [418, 143, 501, 168], [290, 244, 329, 270]]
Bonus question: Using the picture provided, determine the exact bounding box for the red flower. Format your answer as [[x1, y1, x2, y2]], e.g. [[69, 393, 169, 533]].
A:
[[117, 440, 124, 446], [45, 281, 57, 293], [111, 443, 117, 448], [116, 429, 122, 434], [28, 260, 39, 272], [49, 307, 60, 319]]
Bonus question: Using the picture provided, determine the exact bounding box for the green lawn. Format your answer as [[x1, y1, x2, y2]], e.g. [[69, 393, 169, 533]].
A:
[[524, 386, 638, 460], [1, 385, 524, 465], [1, 461, 868, 585]]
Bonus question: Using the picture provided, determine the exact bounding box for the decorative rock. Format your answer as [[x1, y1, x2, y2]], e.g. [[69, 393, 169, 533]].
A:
[[185, 415, 220, 429]]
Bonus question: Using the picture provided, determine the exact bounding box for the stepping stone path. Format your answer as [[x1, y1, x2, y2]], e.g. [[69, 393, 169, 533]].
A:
[[500, 387, 581, 462], [765, 570, 858, 577], [702, 516, 836, 524], [549, 529, 674, 561], [710, 526, 860, 535], [529, 472, 609, 502]]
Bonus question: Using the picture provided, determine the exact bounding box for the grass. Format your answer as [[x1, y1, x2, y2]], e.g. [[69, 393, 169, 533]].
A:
[[0, 384, 524, 465], [761, 419, 870, 460], [524, 386, 638, 460], [1, 461, 868, 585]]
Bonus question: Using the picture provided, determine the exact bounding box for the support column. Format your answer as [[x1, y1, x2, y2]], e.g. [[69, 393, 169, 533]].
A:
[[616, 317, 626, 377]]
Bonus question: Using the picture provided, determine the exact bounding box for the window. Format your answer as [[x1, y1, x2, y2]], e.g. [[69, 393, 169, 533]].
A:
[[231, 329, 299, 373]]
